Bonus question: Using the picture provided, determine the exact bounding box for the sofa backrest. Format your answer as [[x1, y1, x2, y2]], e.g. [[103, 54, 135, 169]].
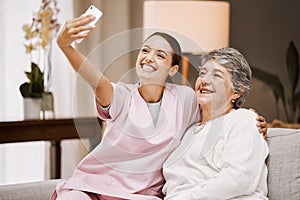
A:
[[266, 128, 300, 200]]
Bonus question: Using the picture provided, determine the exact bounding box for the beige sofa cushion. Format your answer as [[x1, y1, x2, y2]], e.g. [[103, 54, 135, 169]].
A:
[[266, 128, 300, 200], [0, 179, 60, 200]]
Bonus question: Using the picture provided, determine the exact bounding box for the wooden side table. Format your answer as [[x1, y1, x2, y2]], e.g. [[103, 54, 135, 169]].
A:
[[0, 117, 102, 179]]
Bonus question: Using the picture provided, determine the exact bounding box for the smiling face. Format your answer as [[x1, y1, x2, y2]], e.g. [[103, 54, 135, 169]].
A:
[[135, 35, 178, 86], [195, 59, 240, 113]]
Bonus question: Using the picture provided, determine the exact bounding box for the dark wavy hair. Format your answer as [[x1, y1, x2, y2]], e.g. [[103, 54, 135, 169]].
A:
[[144, 32, 182, 66]]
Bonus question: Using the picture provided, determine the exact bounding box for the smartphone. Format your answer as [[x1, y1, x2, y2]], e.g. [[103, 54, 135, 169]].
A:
[[76, 5, 103, 44]]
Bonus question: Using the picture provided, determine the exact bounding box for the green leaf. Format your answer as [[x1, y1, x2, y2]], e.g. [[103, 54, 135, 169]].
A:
[[31, 62, 41, 82], [251, 66, 286, 106], [31, 62, 39, 71], [21, 62, 44, 98], [25, 72, 31, 80], [19, 82, 31, 98], [286, 41, 299, 93]]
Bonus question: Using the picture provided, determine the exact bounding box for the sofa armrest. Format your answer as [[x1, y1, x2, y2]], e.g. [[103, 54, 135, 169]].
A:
[[0, 179, 61, 200]]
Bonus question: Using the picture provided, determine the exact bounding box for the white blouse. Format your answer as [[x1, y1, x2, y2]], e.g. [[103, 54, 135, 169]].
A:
[[163, 109, 269, 200]]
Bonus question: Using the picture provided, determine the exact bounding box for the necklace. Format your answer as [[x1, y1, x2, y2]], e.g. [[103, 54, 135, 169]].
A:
[[193, 107, 235, 134]]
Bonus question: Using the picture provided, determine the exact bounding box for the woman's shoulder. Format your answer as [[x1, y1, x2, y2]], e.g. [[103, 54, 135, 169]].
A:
[[112, 82, 138, 93], [226, 108, 257, 128], [165, 83, 195, 96], [231, 108, 257, 119]]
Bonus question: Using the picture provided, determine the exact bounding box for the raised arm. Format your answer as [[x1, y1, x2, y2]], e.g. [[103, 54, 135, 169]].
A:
[[56, 15, 113, 107]]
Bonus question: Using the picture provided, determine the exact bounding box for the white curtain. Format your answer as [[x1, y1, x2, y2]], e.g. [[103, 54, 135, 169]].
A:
[[0, 0, 90, 185], [0, 0, 143, 185]]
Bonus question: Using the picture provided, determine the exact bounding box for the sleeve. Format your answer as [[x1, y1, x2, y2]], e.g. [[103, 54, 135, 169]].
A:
[[182, 86, 201, 128], [95, 100, 111, 118], [95, 82, 126, 121], [190, 111, 269, 200]]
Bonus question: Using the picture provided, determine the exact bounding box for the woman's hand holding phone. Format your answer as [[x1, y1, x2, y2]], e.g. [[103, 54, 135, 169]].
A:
[[76, 5, 103, 43], [57, 5, 102, 48]]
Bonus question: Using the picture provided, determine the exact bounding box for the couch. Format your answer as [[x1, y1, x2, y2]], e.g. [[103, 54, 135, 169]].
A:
[[0, 128, 299, 200]]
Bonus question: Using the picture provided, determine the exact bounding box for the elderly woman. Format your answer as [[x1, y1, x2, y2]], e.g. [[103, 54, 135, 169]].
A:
[[162, 47, 269, 200]]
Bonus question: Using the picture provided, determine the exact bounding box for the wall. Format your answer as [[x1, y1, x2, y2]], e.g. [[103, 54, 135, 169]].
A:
[[67, 0, 300, 124], [128, 0, 300, 122], [71, 0, 300, 123], [230, 0, 300, 122]]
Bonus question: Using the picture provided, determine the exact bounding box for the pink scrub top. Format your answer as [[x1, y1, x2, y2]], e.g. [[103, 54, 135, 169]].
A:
[[53, 82, 200, 200]]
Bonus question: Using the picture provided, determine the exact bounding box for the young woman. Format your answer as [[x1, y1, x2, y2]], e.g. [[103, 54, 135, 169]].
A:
[[163, 48, 269, 200], [52, 15, 267, 200]]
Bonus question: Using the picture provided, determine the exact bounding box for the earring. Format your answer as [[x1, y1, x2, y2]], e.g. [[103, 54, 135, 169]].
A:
[[231, 99, 235, 103]]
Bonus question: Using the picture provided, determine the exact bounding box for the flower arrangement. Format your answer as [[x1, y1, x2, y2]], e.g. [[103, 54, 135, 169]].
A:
[[23, 0, 60, 54], [20, 0, 60, 98]]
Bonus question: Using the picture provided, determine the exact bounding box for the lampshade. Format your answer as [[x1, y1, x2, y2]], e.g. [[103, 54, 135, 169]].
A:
[[143, 0, 230, 53]]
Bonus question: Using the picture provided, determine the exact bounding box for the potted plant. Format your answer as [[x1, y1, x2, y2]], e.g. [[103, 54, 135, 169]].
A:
[[21, 0, 60, 119], [252, 41, 300, 128], [20, 62, 44, 119]]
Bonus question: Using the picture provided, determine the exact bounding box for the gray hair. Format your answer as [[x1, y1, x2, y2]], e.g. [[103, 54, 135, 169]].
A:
[[198, 47, 252, 108]]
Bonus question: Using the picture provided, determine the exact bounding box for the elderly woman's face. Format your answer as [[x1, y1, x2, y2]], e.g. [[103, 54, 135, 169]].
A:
[[195, 59, 234, 109]]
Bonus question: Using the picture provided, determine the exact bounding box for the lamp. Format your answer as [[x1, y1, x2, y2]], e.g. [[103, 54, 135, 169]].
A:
[[143, 0, 230, 85]]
